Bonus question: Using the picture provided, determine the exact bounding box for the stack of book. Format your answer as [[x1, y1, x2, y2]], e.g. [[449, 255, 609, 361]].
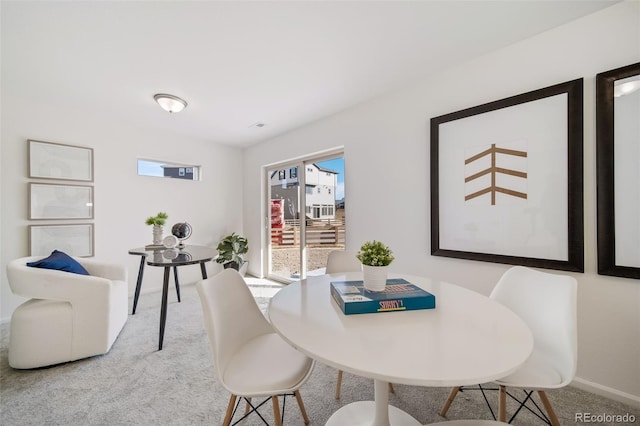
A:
[[330, 278, 436, 315]]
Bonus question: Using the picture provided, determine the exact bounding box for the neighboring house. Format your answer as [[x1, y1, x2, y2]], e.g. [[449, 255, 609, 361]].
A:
[[163, 166, 197, 180], [270, 164, 337, 220]]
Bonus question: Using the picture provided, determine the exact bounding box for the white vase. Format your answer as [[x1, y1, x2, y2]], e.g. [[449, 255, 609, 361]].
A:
[[362, 264, 389, 292], [152, 225, 164, 245]]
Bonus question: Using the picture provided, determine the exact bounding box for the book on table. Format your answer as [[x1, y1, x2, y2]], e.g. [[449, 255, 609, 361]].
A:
[[330, 278, 436, 315]]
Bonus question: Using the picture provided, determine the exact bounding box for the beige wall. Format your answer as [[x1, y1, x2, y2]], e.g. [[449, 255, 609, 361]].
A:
[[243, 2, 640, 405]]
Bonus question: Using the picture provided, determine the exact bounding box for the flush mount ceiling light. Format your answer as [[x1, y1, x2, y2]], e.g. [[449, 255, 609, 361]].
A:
[[154, 93, 188, 113]]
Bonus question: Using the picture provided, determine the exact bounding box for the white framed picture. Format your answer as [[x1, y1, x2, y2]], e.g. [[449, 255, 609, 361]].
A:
[[28, 139, 93, 182], [29, 224, 94, 257], [29, 183, 93, 220]]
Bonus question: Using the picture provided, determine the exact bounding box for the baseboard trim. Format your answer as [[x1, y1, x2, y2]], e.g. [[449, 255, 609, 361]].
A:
[[573, 376, 640, 408]]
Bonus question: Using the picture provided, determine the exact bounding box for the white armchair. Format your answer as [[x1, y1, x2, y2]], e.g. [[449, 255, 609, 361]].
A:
[[7, 256, 129, 369]]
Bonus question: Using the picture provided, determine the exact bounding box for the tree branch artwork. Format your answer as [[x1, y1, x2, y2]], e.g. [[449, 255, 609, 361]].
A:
[[464, 143, 527, 205]]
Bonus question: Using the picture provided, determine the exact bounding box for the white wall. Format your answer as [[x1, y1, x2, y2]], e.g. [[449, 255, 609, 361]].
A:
[[243, 2, 640, 405], [1, 97, 244, 321]]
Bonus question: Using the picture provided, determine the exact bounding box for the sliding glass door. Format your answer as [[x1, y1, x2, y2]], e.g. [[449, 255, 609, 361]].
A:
[[266, 154, 345, 282]]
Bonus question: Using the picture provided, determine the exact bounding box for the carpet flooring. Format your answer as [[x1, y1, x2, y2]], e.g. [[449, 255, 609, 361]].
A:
[[1, 283, 638, 425]]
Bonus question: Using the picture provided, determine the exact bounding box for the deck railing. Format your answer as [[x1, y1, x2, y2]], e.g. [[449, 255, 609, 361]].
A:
[[271, 226, 345, 246]]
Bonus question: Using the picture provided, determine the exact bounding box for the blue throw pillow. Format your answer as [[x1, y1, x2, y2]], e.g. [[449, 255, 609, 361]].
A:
[[27, 250, 90, 275]]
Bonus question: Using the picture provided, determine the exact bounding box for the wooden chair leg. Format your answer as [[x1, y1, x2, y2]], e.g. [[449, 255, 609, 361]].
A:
[[295, 390, 311, 425], [439, 386, 460, 417], [244, 397, 252, 416], [272, 395, 282, 426], [223, 394, 237, 426], [538, 390, 561, 426], [498, 385, 507, 422], [335, 370, 343, 399], [389, 383, 395, 394]]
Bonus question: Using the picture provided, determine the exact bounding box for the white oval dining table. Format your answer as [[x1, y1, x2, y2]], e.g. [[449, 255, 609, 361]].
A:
[[268, 272, 534, 426]]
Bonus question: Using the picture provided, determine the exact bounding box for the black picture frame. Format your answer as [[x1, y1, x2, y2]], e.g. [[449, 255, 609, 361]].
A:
[[431, 79, 584, 272], [596, 62, 640, 279]]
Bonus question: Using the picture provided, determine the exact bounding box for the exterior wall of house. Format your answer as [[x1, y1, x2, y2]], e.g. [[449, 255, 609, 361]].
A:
[[163, 166, 196, 180], [269, 164, 337, 220], [244, 2, 640, 405]]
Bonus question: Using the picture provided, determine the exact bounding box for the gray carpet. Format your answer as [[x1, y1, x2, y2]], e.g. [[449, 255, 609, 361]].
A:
[[1, 283, 638, 426]]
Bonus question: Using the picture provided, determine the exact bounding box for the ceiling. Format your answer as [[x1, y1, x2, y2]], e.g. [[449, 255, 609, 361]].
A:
[[2, 1, 618, 148]]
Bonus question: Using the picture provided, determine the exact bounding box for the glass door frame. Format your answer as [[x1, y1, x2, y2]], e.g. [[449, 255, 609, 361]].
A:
[[263, 148, 344, 283]]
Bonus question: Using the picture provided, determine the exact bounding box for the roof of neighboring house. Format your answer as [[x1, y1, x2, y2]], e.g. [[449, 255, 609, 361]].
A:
[[312, 163, 338, 174]]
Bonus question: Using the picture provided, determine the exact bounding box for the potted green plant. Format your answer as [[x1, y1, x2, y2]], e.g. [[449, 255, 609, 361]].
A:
[[215, 233, 249, 272], [357, 240, 394, 292], [145, 212, 168, 245]]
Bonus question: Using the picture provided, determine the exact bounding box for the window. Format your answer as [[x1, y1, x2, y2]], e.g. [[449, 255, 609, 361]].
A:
[[137, 159, 200, 181], [321, 205, 335, 216], [290, 167, 298, 179], [306, 186, 313, 194]]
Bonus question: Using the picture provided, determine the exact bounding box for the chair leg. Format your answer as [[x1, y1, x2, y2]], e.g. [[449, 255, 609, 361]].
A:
[[538, 390, 561, 426], [389, 383, 395, 394], [244, 397, 252, 416], [272, 395, 282, 426], [223, 394, 237, 426], [335, 370, 343, 399], [439, 386, 460, 417], [498, 385, 507, 422], [295, 390, 310, 425]]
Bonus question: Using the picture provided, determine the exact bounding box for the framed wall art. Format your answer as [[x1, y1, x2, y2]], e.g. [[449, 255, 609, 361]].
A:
[[28, 139, 93, 182], [596, 62, 640, 279], [29, 183, 94, 220], [430, 78, 584, 272], [29, 224, 94, 257]]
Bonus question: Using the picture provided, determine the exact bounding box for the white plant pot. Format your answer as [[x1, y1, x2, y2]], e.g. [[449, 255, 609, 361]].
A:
[[362, 264, 389, 292], [239, 261, 249, 277], [152, 225, 163, 245]]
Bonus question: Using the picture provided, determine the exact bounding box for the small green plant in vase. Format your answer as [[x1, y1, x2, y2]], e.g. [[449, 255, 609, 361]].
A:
[[357, 240, 394, 291], [216, 233, 249, 272], [146, 212, 168, 246]]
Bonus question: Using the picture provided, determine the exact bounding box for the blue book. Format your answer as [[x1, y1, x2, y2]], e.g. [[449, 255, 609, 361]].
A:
[[330, 279, 436, 315]]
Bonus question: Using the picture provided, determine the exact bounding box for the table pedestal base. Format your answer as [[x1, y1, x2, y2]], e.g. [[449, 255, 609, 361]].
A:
[[326, 401, 421, 426]]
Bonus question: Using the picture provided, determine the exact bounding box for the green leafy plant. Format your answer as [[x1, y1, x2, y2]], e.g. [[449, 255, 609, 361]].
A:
[[215, 233, 249, 270], [145, 212, 168, 226], [357, 240, 394, 267]]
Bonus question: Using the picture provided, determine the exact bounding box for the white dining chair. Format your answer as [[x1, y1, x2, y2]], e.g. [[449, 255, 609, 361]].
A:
[[325, 250, 396, 399], [439, 266, 578, 426], [197, 268, 314, 426], [325, 250, 363, 275]]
